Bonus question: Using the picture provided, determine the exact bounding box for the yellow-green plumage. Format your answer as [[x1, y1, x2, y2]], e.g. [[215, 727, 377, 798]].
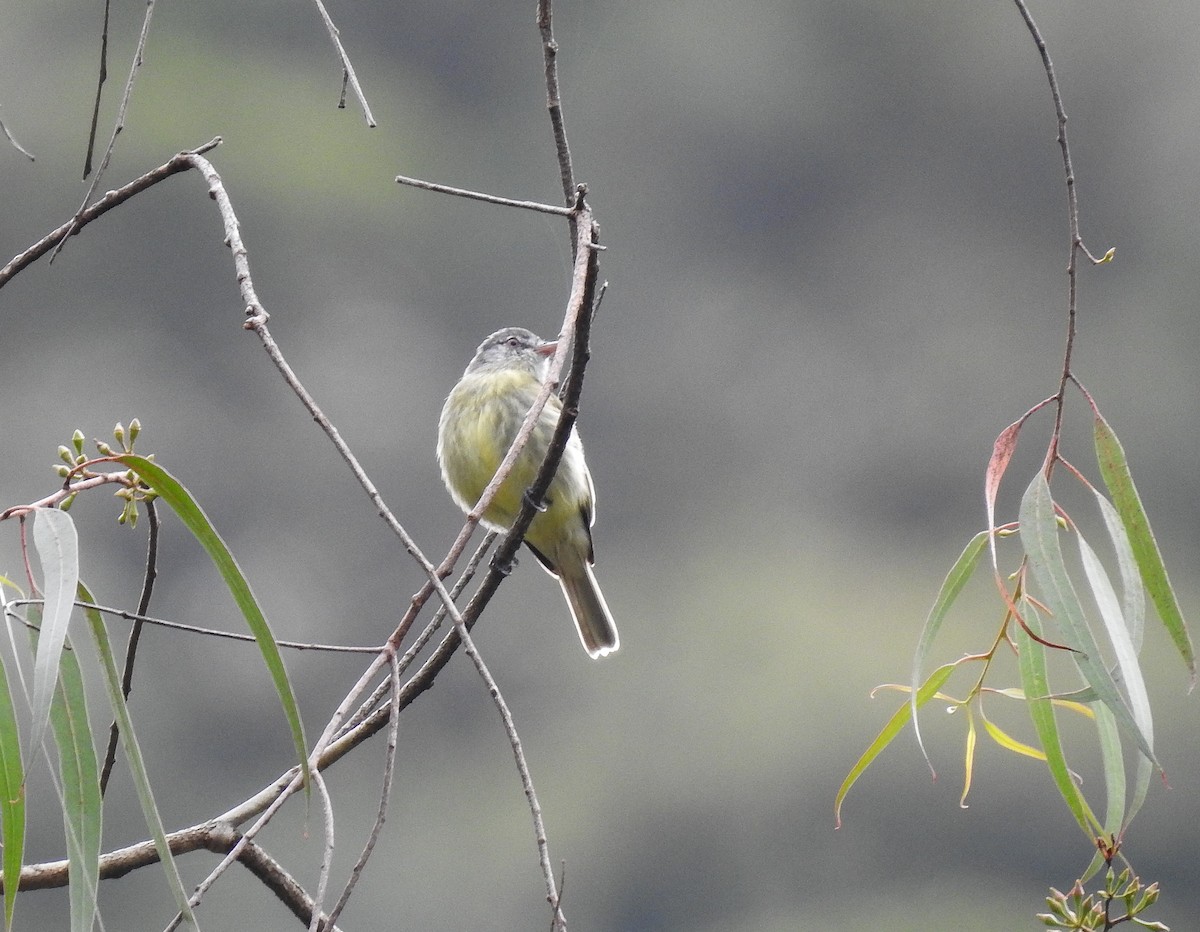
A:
[[437, 327, 618, 659]]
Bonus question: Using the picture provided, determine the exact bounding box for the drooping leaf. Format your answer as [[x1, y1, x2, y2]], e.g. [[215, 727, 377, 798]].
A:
[[836, 662, 957, 828], [1077, 532, 1154, 771], [911, 530, 988, 771], [114, 455, 309, 786], [0, 657, 25, 930], [1087, 496, 1157, 831], [1091, 703, 1126, 843], [30, 508, 79, 755], [1015, 598, 1103, 839], [1019, 473, 1157, 768], [979, 714, 1046, 761], [77, 584, 197, 927], [1094, 413, 1195, 684], [45, 630, 101, 932], [990, 687, 1095, 719], [985, 419, 1024, 572], [1093, 490, 1146, 654], [960, 706, 977, 809]]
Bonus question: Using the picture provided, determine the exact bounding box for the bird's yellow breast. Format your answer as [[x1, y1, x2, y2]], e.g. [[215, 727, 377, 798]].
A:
[[438, 365, 595, 569], [439, 369, 551, 529]]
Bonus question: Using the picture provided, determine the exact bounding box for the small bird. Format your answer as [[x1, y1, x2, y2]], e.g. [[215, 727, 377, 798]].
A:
[[437, 327, 619, 659]]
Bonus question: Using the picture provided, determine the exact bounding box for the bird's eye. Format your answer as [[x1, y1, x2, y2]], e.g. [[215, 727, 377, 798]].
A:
[[505, 336, 521, 348]]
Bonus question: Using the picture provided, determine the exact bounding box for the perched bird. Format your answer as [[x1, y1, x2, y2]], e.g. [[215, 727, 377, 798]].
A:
[[437, 327, 619, 659]]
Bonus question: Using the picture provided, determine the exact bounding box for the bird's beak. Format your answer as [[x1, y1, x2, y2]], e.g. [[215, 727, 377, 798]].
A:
[[536, 340, 558, 357]]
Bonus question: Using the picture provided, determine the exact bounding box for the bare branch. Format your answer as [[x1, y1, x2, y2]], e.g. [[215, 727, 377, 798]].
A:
[[395, 173, 573, 215], [100, 499, 159, 795], [306, 770, 336, 932], [55, 0, 158, 262], [311, 0, 377, 126], [7, 599, 380, 654], [82, 0, 112, 176], [323, 650, 403, 929], [0, 137, 222, 288], [452, 609, 567, 928], [537, 0, 576, 206], [1010, 0, 1113, 476]]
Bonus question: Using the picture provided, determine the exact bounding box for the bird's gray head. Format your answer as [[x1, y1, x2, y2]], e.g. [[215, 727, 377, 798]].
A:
[[464, 327, 557, 377]]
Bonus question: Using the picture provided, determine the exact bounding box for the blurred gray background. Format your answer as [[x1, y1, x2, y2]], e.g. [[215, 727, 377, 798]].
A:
[[3, 1, 1200, 929]]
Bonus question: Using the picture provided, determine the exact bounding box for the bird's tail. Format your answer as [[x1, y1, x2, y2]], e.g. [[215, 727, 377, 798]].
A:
[[557, 561, 620, 659]]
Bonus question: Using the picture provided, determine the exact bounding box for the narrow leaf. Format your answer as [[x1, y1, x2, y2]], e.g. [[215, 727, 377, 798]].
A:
[[980, 715, 1046, 761], [1088, 497, 1157, 830], [1094, 413, 1195, 684], [836, 662, 956, 828], [0, 658, 25, 931], [78, 584, 197, 927], [46, 632, 101, 932], [960, 706, 977, 809], [1091, 702, 1126, 842], [114, 455, 309, 785], [1077, 532, 1154, 768], [1019, 474, 1158, 768], [911, 530, 988, 771], [985, 420, 1023, 575], [30, 508, 79, 755], [1093, 490, 1146, 654], [985, 420, 1023, 531], [1015, 600, 1103, 839], [990, 687, 1095, 718]]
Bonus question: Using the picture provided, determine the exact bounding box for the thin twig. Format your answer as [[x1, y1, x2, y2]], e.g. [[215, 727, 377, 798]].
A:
[[83, 0, 112, 176], [8, 600, 380, 654], [335, 532, 498, 743], [1010, 0, 1111, 475], [0, 138, 222, 288], [536, 0, 576, 207], [202, 825, 345, 932], [395, 174, 573, 215], [54, 0, 158, 262], [453, 611, 567, 928], [323, 650, 402, 930], [311, 0, 376, 126], [306, 770, 336, 932], [100, 499, 160, 794]]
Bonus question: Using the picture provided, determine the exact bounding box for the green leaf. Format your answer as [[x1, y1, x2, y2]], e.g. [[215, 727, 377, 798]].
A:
[[114, 455, 309, 786], [1019, 473, 1158, 768], [836, 662, 956, 828], [1077, 531, 1154, 770], [1094, 413, 1195, 684], [1093, 486, 1163, 833], [0, 657, 25, 931], [911, 530, 988, 771], [1093, 490, 1146, 654], [77, 583, 197, 927], [1092, 702, 1125, 842], [45, 628, 101, 932], [30, 508, 79, 756], [1015, 598, 1103, 839]]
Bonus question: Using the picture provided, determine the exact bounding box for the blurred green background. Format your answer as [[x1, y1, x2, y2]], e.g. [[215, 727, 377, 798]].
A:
[[3, 1, 1199, 929]]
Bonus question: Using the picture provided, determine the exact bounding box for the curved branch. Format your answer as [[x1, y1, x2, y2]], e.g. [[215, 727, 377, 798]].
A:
[[0, 138, 222, 288]]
